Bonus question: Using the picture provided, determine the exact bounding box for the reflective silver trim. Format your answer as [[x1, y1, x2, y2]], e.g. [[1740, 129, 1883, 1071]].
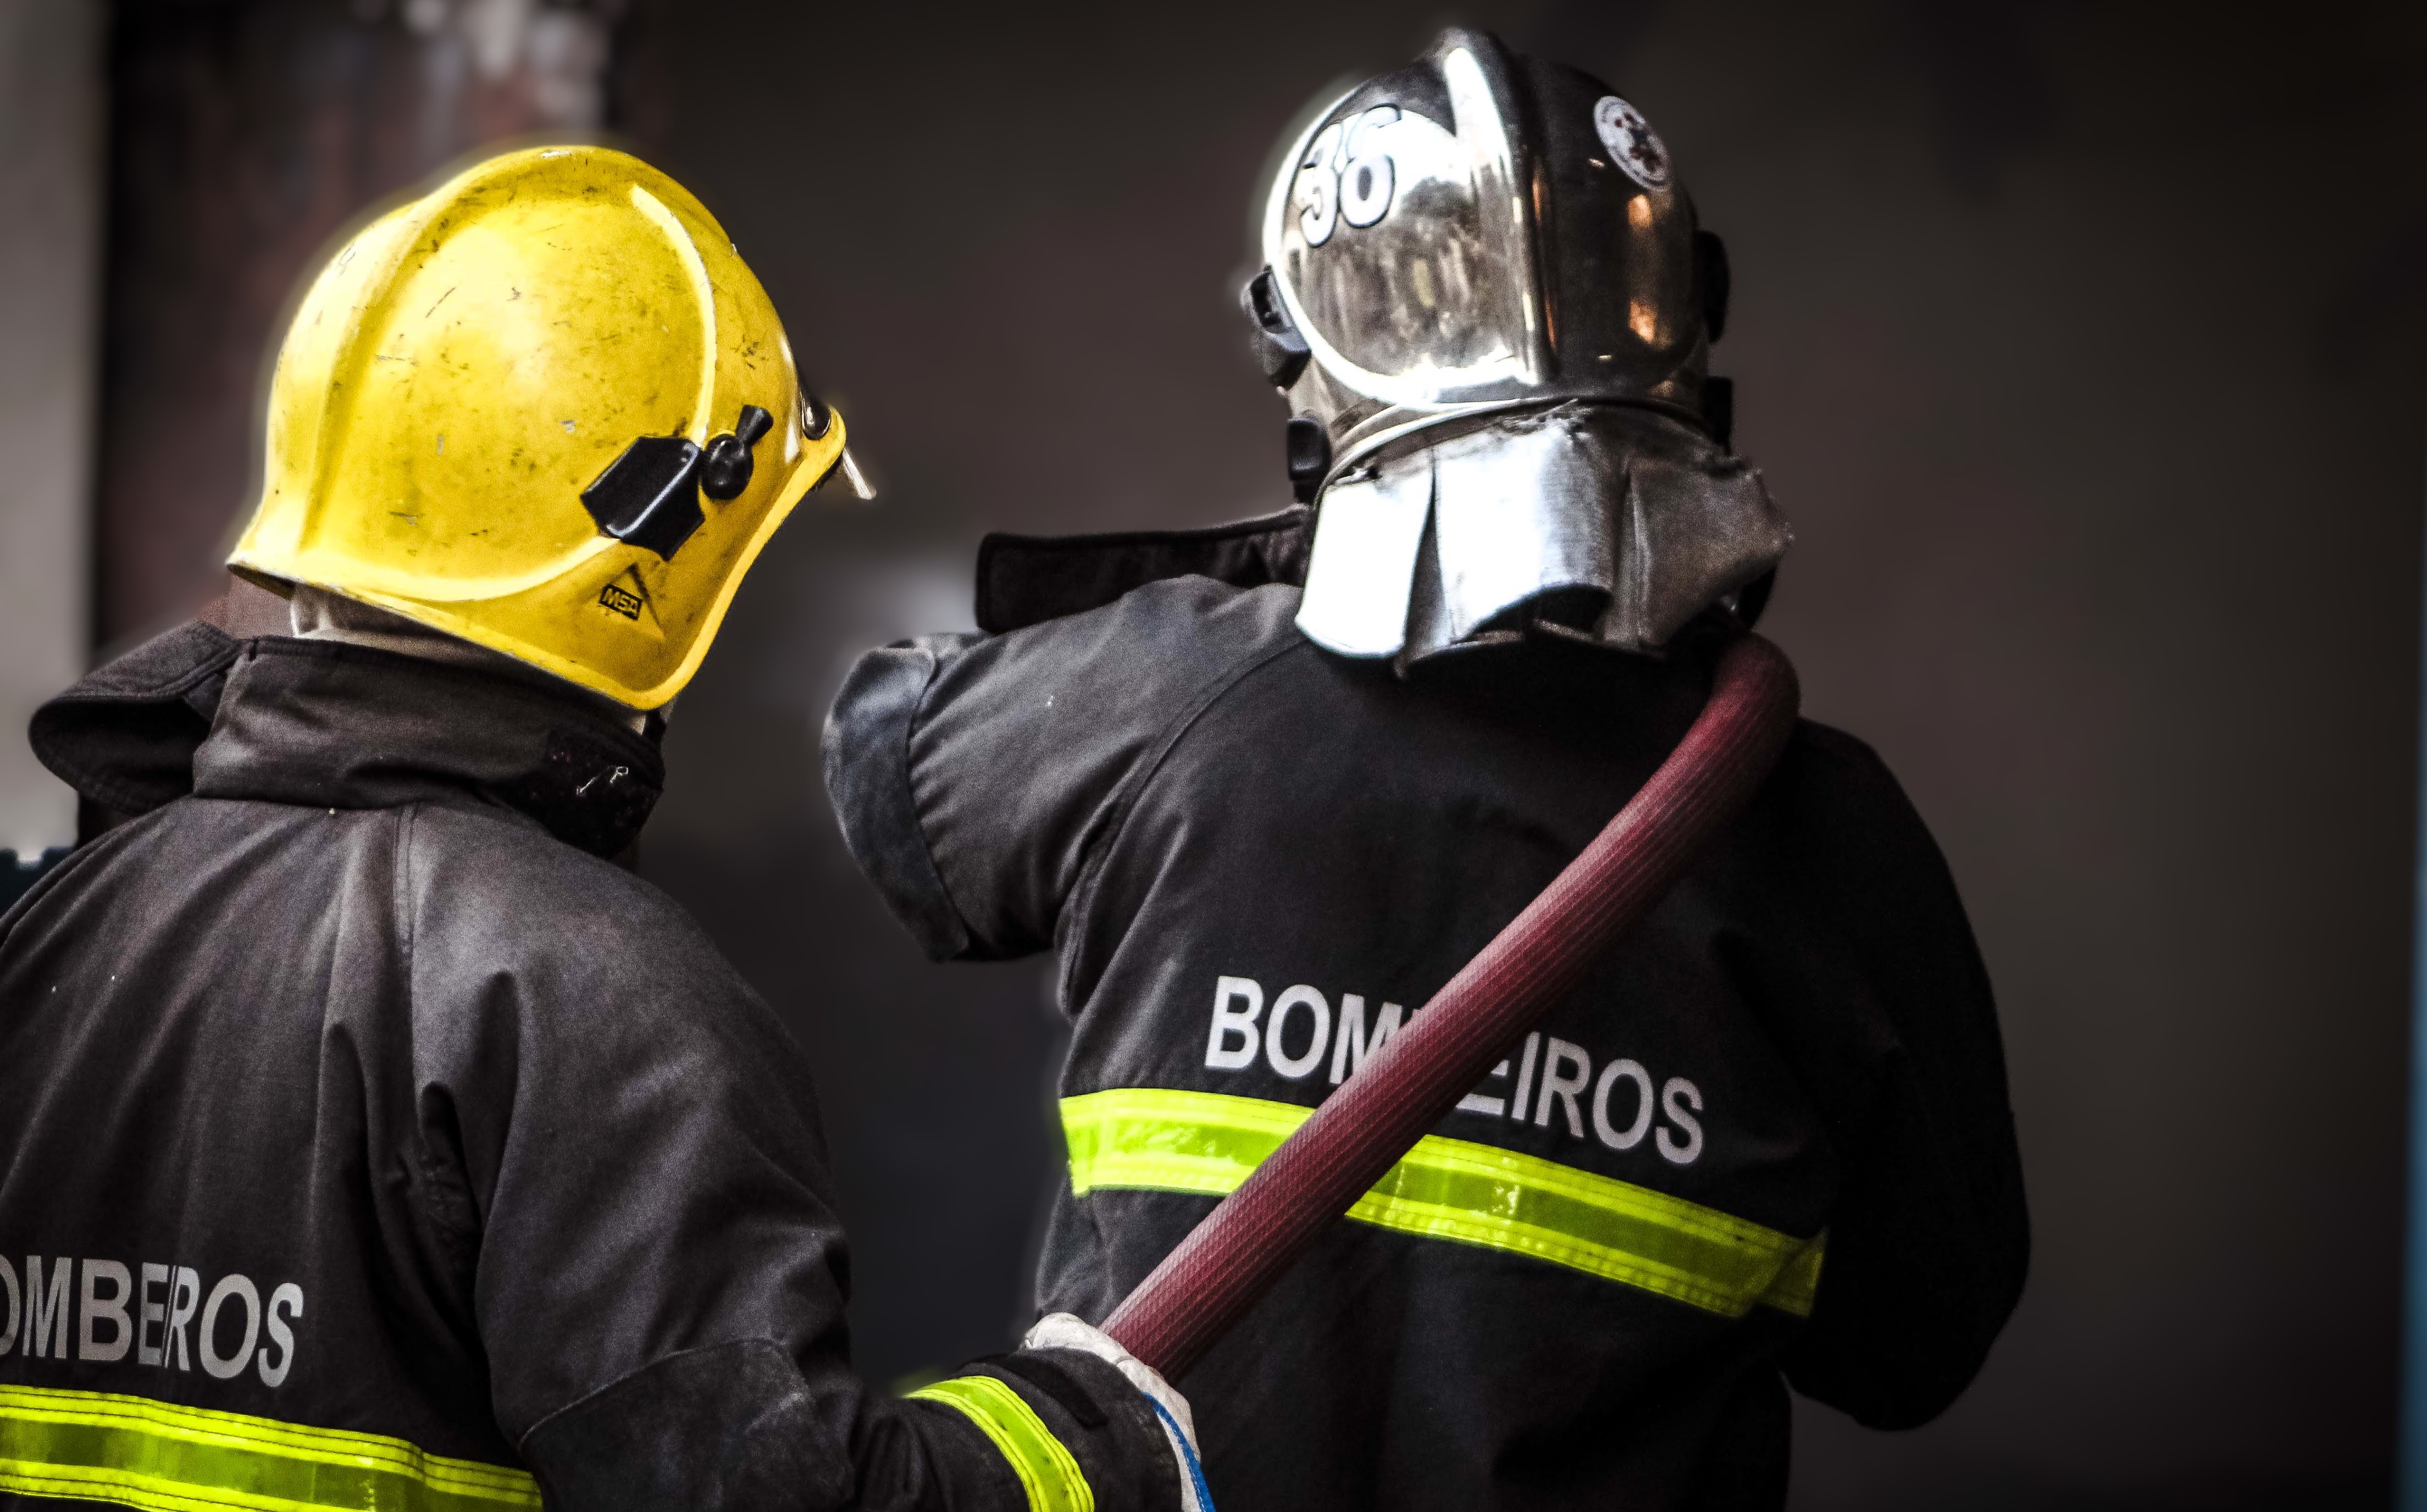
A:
[[1293, 450, 1431, 657], [1430, 417, 1616, 644]]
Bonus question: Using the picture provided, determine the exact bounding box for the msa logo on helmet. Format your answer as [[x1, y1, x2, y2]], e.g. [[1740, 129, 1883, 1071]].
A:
[[594, 566, 662, 633]]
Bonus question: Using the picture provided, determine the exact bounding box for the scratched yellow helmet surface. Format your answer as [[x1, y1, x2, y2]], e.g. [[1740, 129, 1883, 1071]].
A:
[[230, 144, 855, 708]]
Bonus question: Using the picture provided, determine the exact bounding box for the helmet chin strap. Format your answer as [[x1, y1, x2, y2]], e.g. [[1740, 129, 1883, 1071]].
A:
[[286, 585, 657, 735]]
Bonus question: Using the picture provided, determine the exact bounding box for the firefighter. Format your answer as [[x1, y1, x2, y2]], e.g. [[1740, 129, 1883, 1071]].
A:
[[821, 30, 2027, 1512], [0, 146, 1209, 1512]]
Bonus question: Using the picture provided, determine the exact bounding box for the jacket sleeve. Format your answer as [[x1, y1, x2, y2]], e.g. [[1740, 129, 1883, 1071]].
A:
[[1737, 726, 2030, 1428], [821, 578, 1301, 962], [401, 813, 1179, 1511]]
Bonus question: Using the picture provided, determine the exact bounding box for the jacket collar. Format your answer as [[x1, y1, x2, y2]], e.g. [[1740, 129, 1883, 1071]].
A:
[[34, 628, 663, 857], [30, 620, 243, 819]]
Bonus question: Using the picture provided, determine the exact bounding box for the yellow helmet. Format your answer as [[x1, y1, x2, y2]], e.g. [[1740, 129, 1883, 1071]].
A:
[[230, 144, 860, 709]]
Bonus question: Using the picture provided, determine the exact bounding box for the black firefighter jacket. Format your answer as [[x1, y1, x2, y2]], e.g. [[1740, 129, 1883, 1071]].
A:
[[822, 549, 2030, 1512], [0, 626, 1182, 1512]]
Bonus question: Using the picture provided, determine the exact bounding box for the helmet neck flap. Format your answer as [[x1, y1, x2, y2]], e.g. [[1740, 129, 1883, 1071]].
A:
[[1245, 29, 1790, 665]]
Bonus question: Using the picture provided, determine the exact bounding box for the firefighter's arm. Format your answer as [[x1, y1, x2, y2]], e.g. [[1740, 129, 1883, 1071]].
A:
[[518, 1332, 1189, 1512], [401, 822, 1188, 1510], [1746, 727, 2030, 1427], [822, 578, 1299, 963]]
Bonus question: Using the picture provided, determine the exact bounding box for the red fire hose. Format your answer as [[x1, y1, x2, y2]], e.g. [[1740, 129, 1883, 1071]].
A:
[[1101, 632, 1803, 1379]]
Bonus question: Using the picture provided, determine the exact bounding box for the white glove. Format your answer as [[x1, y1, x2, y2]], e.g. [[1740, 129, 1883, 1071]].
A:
[[1023, 1313, 1213, 1512]]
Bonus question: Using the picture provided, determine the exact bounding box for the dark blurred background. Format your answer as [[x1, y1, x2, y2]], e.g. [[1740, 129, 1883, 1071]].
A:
[[4, 1, 2424, 1506]]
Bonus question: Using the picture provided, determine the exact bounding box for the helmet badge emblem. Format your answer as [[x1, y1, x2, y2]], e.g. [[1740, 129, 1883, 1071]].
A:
[[1592, 96, 1671, 191]]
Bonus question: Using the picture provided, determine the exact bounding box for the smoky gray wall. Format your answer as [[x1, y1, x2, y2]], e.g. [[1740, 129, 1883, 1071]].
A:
[[624, 3, 2427, 1507], [0, 0, 103, 859]]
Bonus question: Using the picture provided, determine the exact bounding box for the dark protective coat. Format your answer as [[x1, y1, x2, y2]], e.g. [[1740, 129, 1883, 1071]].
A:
[[823, 550, 2029, 1512], [0, 626, 1180, 1512]]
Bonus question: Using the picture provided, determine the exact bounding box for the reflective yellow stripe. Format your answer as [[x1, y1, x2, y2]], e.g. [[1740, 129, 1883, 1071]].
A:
[[0, 1384, 539, 1512], [908, 1375, 1093, 1512], [1062, 1088, 1825, 1319]]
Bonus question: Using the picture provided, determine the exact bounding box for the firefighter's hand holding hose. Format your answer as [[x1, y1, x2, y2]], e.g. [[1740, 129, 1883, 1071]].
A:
[[1026, 1315, 1216, 1512]]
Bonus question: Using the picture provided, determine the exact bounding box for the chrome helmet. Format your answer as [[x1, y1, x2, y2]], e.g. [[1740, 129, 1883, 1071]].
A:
[[1244, 28, 1790, 663]]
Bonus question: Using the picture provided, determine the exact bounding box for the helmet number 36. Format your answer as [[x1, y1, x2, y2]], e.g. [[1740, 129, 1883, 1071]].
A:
[[1295, 106, 1400, 247], [1296, 95, 1671, 248]]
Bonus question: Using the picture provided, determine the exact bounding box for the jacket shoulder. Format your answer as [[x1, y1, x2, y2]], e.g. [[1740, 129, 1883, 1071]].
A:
[[979, 573, 1305, 689], [1715, 716, 1975, 952], [396, 803, 756, 1021], [1785, 718, 1895, 784], [1767, 718, 1931, 831]]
